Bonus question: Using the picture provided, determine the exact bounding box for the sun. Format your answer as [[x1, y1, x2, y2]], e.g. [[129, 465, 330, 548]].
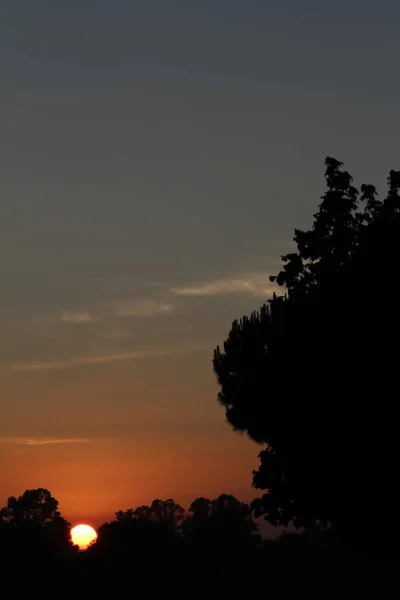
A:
[[71, 524, 98, 550]]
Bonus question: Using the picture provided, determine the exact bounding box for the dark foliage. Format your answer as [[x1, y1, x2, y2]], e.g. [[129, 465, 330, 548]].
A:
[[183, 494, 260, 554], [0, 488, 74, 560], [0, 487, 397, 596], [213, 157, 400, 553], [90, 494, 258, 562], [91, 498, 185, 559]]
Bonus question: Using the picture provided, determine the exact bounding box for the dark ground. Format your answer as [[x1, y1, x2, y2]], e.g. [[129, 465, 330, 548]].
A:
[[3, 546, 399, 598]]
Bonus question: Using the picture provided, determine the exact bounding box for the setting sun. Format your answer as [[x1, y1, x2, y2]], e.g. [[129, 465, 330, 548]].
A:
[[71, 524, 98, 550]]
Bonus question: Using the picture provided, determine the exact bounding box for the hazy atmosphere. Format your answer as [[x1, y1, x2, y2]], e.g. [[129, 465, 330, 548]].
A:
[[1, 0, 399, 527]]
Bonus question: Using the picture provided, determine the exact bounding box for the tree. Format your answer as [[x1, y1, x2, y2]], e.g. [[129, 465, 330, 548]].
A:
[[117, 498, 185, 533], [1, 488, 61, 524], [140, 498, 185, 534], [183, 494, 259, 552], [93, 498, 185, 559], [213, 158, 400, 552], [0, 488, 73, 557]]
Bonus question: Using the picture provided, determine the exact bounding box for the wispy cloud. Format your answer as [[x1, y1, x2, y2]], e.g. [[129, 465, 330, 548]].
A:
[[32, 297, 172, 338], [60, 311, 94, 324], [5, 346, 185, 373], [0, 436, 90, 445], [110, 298, 173, 318], [172, 272, 279, 298]]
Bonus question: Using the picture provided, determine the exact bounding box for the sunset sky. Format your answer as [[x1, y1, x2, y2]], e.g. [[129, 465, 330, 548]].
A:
[[1, 0, 399, 528]]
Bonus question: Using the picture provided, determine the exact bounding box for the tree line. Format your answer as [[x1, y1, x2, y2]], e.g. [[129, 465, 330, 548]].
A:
[[0, 487, 342, 595], [0, 488, 260, 560]]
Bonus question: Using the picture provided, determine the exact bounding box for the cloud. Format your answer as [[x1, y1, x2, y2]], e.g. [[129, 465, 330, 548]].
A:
[[110, 298, 173, 318], [172, 272, 279, 298], [0, 437, 89, 445], [5, 346, 186, 373], [31, 297, 171, 338], [59, 311, 94, 324], [24, 438, 89, 445]]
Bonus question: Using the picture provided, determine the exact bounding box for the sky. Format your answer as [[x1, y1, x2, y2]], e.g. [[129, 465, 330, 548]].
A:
[[1, 0, 399, 529]]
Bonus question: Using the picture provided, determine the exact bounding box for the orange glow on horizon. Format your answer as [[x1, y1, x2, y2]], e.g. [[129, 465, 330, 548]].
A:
[[71, 524, 97, 550], [0, 365, 260, 527]]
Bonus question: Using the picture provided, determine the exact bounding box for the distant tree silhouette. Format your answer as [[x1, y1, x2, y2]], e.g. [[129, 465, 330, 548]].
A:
[[1, 488, 61, 524], [213, 158, 400, 553], [183, 494, 259, 553], [115, 498, 185, 534], [136, 498, 185, 533], [0, 488, 73, 559], [93, 498, 184, 559]]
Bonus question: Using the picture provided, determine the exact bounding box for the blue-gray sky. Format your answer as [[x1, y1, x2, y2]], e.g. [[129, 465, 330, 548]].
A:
[[1, 0, 399, 525]]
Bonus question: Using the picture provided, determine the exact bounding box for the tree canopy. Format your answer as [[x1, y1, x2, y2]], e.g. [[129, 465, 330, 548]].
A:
[[183, 494, 259, 552], [213, 158, 400, 550], [0, 488, 73, 558], [1, 488, 62, 524], [93, 498, 185, 558], [91, 494, 259, 561]]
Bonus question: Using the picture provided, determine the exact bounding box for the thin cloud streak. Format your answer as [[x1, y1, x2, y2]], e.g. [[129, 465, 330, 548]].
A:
[[33, 297, 173, 335], [111, 298, 173, 318], [0, 437, 90, 446], [60, 311, 94, 324], [172, 272, 280, 298], [5, 346, 200, 373], [25, 438, 90, 445]]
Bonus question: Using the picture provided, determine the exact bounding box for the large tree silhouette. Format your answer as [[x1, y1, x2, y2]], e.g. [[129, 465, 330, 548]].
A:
[[213, 158, 400, 551]]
